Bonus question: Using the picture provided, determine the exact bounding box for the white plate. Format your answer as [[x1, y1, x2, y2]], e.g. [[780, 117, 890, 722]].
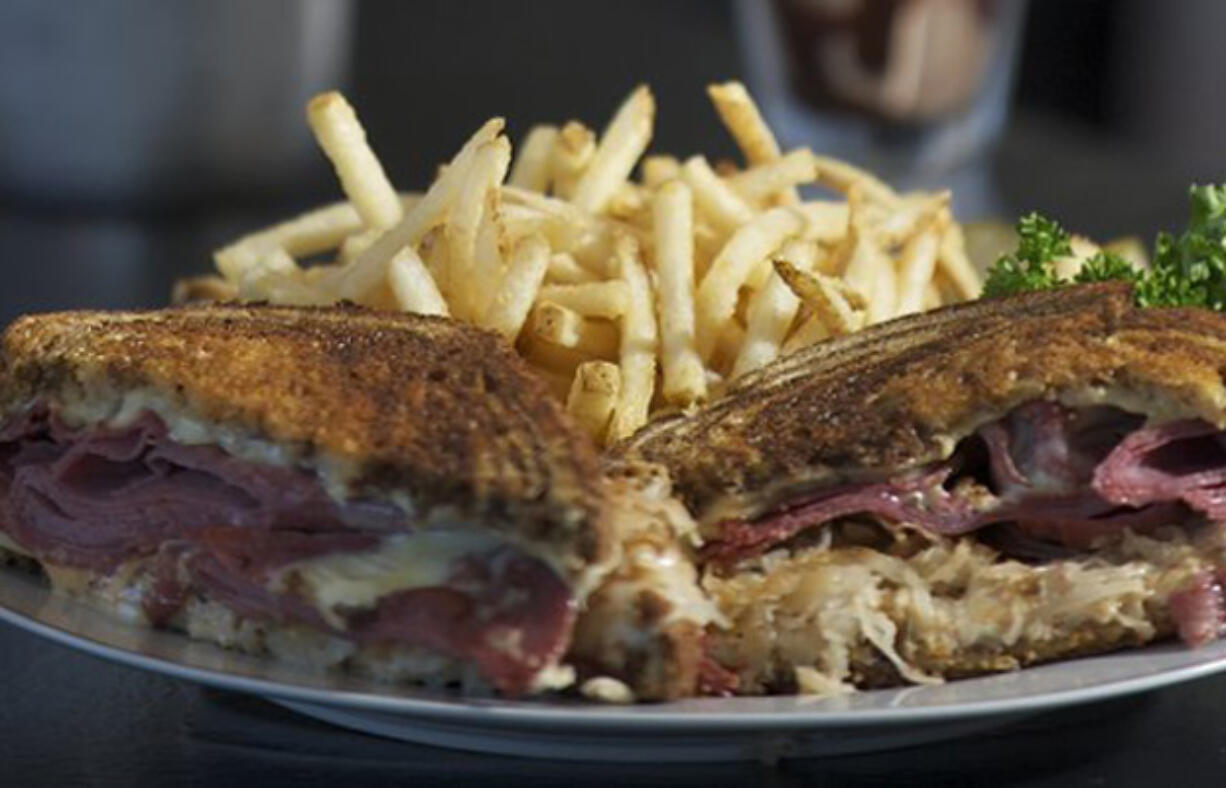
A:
[[2, 564, 1225, 762]]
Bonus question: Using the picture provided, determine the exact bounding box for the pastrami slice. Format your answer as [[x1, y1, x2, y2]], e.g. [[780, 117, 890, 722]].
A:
[[705, 401, 1226, 570], [0, 405, 580, 695]]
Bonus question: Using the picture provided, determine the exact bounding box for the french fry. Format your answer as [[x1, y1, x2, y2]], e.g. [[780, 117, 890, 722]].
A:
[[302, 264, 342, 285], [508, 124, 558, 192], [774, 258, 864, 337], [840, 240, 882, 304], [538, 281, 630, 319], [706, 81, 782, 166], [237, 249, 329, 307], [306, 92, 403, 230], [828, 273, 869, 311], [732, 239, 817, 378], [782, 313, 830, 355], [869, 248, 897, 323], [171, 275, 239, 305], [641, 155, 681, 189], [572, 86, 655, 214], [895, 228, 941, 316], [921, 280, 943, 310], [529, 302, 619, 359], [936, 218, 983, 300], [745, 255, 776, 292], [691, 220, 724, 281], [545, 252, 598, 285], [469, 190, 507, 318], [735, 281, 754, 323], [709, 320, 746, 377], [838, 190, 881, 298], [727, 149, 818, 205], [871, 191, 950, 248], [932, 269, 964, 306], [418, 226, 448, 282], [527, 299, 583, 345], [503, 185, 596, 249], [235, 247, 300, 300], [835, 184, 895, 324], [566, 361, 621, 443], [243, 272, 332, 306], [215, 201, 363, 282], [212, 81, 986, 428], [338, 229, 380, 264], [794, 201, 851, 244], [607, 236, 658, 442], [481, 234, 550, 339], [566, 229, 622, 278], [812, 154, 899, 206], [1053, 234, 1102, 281], [333, 118, 504, 300], [549, 121, 596, 200], [681, 155, 756, 235], [444, 137, 512, 316], [500, 202, 553, 241], [1103, 236, 1149, 270], [652, 180, 707, 406], [607, 182, 649, 221], [387, 246, 449, 316], [518, 328, 595, 374], [694, 207, 803, 359]]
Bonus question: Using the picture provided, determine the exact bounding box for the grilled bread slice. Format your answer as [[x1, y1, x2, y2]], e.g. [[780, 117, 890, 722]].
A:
[[0, 304, 628, 695], [619, 284, 1226, 695], [1, 303, 609, 573], [621, 283, 1226, 529]]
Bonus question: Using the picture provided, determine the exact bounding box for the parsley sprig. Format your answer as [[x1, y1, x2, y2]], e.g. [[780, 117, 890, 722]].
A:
[[981, 213, 1069, 297], [983, 185, 1226, 309]]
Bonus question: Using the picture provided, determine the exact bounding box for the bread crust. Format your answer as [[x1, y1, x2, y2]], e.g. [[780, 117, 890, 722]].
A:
[[620, 284, 1226, 522], [0, 303, 612, 573]]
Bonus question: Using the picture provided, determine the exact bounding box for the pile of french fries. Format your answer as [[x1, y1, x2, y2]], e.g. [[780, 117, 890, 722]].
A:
[[195, 83, 982, 445]]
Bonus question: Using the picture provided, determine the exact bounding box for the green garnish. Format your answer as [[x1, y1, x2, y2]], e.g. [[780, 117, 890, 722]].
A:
[[1144, 184, 1226, 309], [1073, 251, 1138, 285], [981, 213, 1068, 298], [983, 184, 1226, 310]]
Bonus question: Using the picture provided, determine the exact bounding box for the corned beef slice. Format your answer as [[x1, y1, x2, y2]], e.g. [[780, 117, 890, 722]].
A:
[[704, 399, 1226, 647], [0, 406, 571, 693], [708, 401, 1226, 557]]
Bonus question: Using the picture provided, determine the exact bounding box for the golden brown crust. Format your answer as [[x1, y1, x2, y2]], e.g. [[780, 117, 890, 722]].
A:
[[0, 303, 611, 571], [619, 284, 1226, 520], [915, 623, 1158, 681]]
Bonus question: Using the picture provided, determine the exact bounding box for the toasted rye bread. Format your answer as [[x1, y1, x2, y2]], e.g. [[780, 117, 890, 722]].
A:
[[617, 284, 1226, 695], [0, 303, 611, 578], [618, 283, 1226, 525]]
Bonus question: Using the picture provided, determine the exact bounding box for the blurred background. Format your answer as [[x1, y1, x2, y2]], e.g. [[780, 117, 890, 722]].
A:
[[2, 0, 1224, 323]]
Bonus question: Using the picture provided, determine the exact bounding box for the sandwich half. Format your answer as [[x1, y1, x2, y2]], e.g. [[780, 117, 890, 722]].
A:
[[0, 303, 713, 697], [620, 284, 1226, 694]]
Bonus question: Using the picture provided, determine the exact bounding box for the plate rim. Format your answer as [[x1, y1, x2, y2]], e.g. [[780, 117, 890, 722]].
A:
[[4, 579, 1226, 732]]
